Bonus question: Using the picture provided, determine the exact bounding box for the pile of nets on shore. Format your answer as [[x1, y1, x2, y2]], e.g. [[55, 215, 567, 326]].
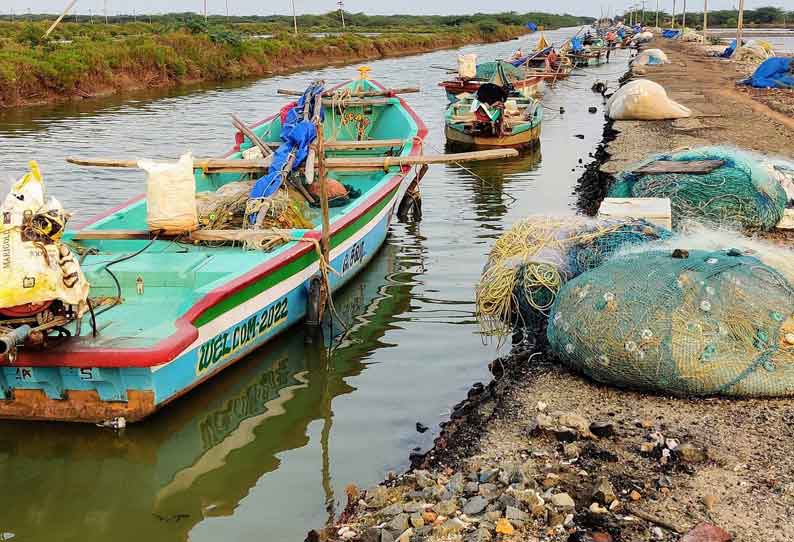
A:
[[608, 146, 789, 231], [475, 216, 671, 337], [631, 48, 670, 66], [547, 240, 794, 398]]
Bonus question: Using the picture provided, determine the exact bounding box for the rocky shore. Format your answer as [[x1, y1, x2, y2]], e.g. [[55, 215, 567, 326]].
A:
[[311, 36, 794, 542]]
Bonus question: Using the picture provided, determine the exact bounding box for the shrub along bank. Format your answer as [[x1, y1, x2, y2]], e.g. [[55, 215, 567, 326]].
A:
[[0, 19, 532, 107]]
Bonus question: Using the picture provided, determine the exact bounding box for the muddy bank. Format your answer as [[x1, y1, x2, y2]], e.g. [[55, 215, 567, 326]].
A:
[[0, 30, 525, 109], [313, 36, 794, 542]]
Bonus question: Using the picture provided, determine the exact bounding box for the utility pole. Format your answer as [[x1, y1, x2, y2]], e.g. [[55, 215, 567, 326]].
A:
[[291, 0, 298, 34], [204, 0, 207, 21], [656, 0, 660, 28], [736, 0, 745, 48], [226, 0, 229, 17], [672, 0, 677, 28], [703, 0, 708, 41], [642, 0, 646, 26], [104, 0, 108, 23], [681, 0, 686, 29], [337, 0, 345, 29]]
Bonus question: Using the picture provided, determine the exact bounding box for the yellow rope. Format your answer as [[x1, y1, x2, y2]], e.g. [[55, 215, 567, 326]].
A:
[[475, 216, 631, 338]]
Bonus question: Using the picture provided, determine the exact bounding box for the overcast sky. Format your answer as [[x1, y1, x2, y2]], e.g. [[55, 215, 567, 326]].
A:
[[3, 0, 793, 17]]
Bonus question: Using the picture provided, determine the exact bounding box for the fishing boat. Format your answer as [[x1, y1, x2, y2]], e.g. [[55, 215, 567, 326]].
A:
[[439, 60, 543, 103], [444, 87, 543, 150], [567, 35, 608, 67], [0, 71, 429, 424]]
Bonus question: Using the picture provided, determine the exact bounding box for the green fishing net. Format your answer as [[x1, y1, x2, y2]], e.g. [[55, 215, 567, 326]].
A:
[[608, 146, 788, 231], [548, 248, 794, 397]]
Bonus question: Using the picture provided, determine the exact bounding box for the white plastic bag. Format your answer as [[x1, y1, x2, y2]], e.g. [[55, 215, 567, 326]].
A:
[[606, 79, 691, 120], [140, 152, 198, 234], [458, 54, 477, 79], [0, 161, 89, 312]]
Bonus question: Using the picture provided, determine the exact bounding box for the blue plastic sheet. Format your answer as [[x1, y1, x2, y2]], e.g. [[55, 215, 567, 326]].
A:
[[720, 39, 737, 58], [662, 29, 680, 39], [526, 22, 538, 32], [250, 82, 325, 204], [511, 47, 552, 67], [571, 37, 584, 52], [743, 57, 794, 89]]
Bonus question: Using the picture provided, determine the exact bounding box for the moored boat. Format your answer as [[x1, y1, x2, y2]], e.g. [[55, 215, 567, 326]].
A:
[[0, 71, 430, 423], [444, 86, 543, 150], [440, 60, 543, 103]]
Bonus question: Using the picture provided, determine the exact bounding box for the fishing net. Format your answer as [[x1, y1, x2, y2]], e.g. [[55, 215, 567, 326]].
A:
[[475, 61, 523, 84], [608, 146, 788, 231], [475, 216, 671, 337], [197, 180, 253, 229], [547, 248, 794, 397]]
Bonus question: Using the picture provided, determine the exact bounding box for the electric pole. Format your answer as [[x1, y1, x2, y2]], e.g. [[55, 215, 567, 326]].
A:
[[656, 0, 660, 28], [703, 0, 708, 41], [736, 0, 745, 48], [672, 0, 677, 28], [682, 0, 686, 29], [204, 0, 207, 21], [291, 0, 298, 34], [337, 0, 345, 29]]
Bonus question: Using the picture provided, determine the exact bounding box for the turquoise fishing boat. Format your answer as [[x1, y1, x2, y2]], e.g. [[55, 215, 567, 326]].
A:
[[445, 93, 542, 150], [0, 70, 428, 423]]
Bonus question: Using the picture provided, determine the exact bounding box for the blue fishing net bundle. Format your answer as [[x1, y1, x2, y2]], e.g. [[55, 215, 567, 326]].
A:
[[608, 146, 788, 231], [547, 249, 794, 397]]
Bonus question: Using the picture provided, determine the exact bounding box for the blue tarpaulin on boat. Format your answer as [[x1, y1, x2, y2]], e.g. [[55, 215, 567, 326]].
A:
[[571, 37, 584, 52], [526, 22, 538, 31], [721, 39, 738, 58], [617, 28, 626, 39], [743, 57, 794, 89], [662, 29, 680, 38], [250, 82, 325, 204]]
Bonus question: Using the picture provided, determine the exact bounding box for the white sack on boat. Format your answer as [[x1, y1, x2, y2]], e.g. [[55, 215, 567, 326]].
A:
[[140, 151, 198, 234], [0, 161, 89, 313], [632, 31, 654, 44], [458, 53, 477, 79], [606, 79, 691, 120]]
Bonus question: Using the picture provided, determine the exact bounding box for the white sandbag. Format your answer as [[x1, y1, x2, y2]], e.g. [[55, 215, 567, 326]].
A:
[[606, 79, 691, 120], [0, 161, 89, 313], [632, 31, 653, 44], [458, 53, 477, 79], [140, 152, 198, 234], [632, 48, 670, 66]]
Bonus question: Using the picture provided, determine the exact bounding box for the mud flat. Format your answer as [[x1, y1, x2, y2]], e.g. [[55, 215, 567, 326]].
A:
[[312, 37, 794, 542]]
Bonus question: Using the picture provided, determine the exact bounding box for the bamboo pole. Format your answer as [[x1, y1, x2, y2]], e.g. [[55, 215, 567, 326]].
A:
[[656, 0, 660, 28], [672, 0, 676, 28], [230, 114, 273, 156], [313, 93, 330, 267], [703, 0, 708, 42], [66, 156, 272, 171], [43, 0, 78, 39], [681, 0, 687, 29]]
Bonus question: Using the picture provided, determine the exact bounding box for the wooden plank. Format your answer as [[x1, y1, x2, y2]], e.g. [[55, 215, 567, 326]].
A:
[[231, 113, 272, 156], [277, 87, 419, 97], [631, 159, 725, 175], [71, 230, 155, 240], [70, 229, 306, 242], [67, 156, 272, 171], [325, 149, 519, 170], [262, 138, 407, 150], [325, 139, 405, 150], [321, 98, 393, 107]]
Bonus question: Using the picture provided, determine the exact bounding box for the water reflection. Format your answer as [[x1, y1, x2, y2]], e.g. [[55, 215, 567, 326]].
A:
[[0, 241, 415, 542]]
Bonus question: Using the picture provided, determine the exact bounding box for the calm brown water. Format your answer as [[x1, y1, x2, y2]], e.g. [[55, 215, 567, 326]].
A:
[[0, 28, 630, 542]]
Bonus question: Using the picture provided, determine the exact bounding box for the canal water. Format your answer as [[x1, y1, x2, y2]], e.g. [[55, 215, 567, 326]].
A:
[[0, 28, 629, 542]]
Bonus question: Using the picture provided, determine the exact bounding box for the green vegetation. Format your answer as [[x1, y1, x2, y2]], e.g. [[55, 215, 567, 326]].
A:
[[0, 11, 594, 107], [625, 6, 793, 28]]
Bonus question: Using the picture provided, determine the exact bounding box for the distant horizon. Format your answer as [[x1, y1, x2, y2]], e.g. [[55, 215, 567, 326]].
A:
[[1, 0, 791, 18]]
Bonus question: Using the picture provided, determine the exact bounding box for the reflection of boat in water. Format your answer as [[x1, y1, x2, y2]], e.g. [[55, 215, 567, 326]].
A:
[[0, 240, 417, 542]]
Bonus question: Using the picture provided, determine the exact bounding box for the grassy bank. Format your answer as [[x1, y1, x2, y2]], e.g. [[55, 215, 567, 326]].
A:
[[0, 13, 592, 108]]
